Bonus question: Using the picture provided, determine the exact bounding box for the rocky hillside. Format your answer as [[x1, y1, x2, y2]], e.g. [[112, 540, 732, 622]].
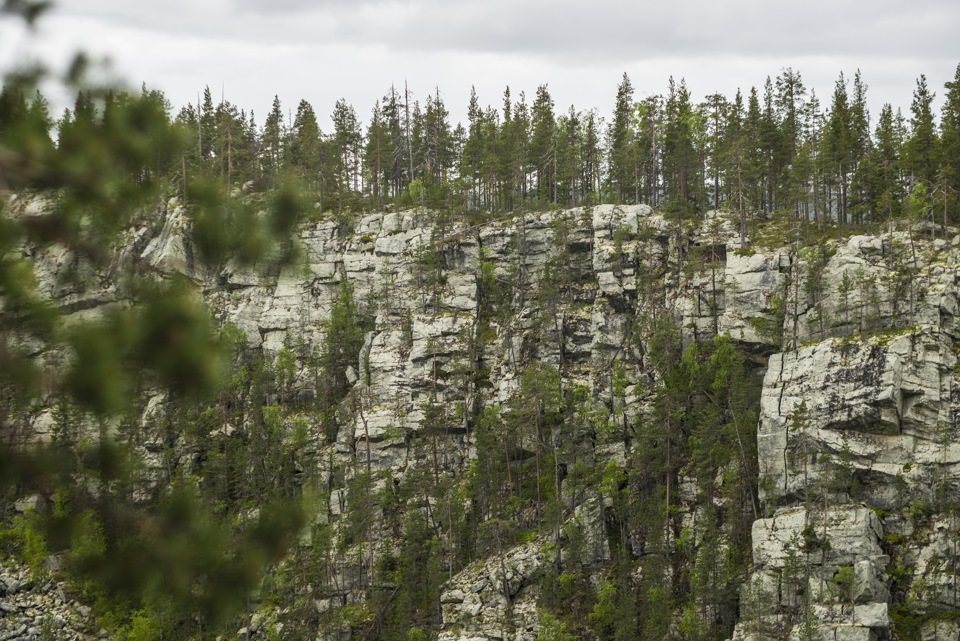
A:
[[7, 198, 960, 641]]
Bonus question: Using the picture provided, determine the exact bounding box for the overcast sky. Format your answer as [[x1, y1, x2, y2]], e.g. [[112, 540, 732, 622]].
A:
[[2, 0, 958, 130]]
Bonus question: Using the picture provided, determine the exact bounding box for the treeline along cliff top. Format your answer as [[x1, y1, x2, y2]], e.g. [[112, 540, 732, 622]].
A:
[[4, 10, 960, 640]]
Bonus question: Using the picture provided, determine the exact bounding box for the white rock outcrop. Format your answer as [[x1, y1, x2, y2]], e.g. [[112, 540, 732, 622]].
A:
[[16, 197, 960, 641]]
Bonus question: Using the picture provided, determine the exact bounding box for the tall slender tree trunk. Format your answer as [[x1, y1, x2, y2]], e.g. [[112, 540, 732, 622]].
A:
[[665, 412, 671, 549], [405, 81, 413, 184]]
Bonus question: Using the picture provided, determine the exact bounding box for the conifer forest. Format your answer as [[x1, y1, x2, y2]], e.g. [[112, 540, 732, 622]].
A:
[[4, 3, 960, 641]]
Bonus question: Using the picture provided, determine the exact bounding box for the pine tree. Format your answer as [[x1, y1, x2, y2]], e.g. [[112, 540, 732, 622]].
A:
[[410, 99, 426, 185], [422, 89, 454, 203], [608, 72, 636, 204], [582, 108, 602, 202], [364, 100, 391, 211], [530, 84, 557, 205], [722, 90, 748, 243], [825, 73, 853, 233], [289, 99, 321, 192], [556, 106, 582, 207], [0, 84, 55, 188], [331, 98, 363, 210], [462, 86, 484, 208], [790, 89, 817, 224], [382, 85, 408, 198], [760, 77, 782, 213], [848, 70, 872, 225], [513, 92, 532, 205], [262, 94, 285, 183], [938, 64, 960, 226], [634, 96, 661, 207], [480, 105, 502, 211], [744, 87, 765, 216], [703, 92, 727, 210], [499, 87, 518, 209], [240, 109, 261, 187], [775, 68, 806, 213], [905, 74, 939, 192], [213, 99, 241, 189], [200, 86, 216, 164], [662, 77, 700, 217], [872, 104, 903, 224], [1, 11, 310, 627], [803, 89, 826, 224]]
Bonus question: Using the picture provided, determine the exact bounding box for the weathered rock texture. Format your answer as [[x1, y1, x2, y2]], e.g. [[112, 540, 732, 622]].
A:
[[10, 196, 960, 641], [0, 559, 105, 641]]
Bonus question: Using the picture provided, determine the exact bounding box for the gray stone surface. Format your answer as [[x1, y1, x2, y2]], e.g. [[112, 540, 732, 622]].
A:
[[14, 196, 960, 641], [0, 559, 101, 641]]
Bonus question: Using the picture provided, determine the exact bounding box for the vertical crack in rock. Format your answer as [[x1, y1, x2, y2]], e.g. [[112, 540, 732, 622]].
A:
[[14, 198, 960, 641]]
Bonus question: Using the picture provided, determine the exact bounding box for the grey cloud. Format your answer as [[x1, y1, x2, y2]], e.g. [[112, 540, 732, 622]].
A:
[[232, 0, 392, 11], [342, 0, 960, 63], [47, 0, 960, 64], [30, 0, 960, 126]]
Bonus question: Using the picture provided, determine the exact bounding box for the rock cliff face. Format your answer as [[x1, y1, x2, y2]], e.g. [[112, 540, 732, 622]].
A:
[[736, 232, 960, 641], [10, 198, 960, 641]]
